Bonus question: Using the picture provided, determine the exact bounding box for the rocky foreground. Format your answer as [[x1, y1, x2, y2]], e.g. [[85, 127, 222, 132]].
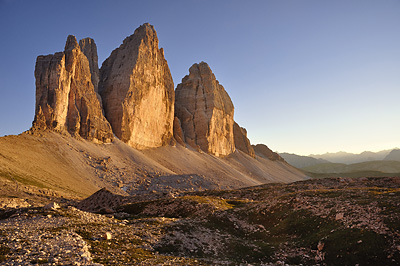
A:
[[1, 177, 400, 265]]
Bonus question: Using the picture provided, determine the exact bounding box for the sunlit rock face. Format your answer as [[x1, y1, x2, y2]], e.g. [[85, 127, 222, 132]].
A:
[[175, 62, 235, 157], [33, 35, 113, 143], [233, 122, 255, 157], [99, 23, 175, 149]]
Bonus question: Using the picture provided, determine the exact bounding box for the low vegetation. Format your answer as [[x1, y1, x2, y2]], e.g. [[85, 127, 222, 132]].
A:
[[1, 177, 399, 265]]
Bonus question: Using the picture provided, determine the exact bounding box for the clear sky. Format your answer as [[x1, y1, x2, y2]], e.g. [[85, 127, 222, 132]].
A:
[[0, 0, 399, 155]]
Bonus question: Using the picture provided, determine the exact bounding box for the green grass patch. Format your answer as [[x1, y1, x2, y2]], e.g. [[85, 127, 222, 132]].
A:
[[304, 171, 400, 179], [226, 199, 250, 207], [156, 221, 274, 264], [90, 239, 152, 264], [0, 169, 47, 189], [223, 239, 273, 264], [274, 209, 338, 247], [29, 258, 48, 264], [237, 204, 340, 250], [323, 228, 392, 266], [75, 229, 92, 240], [0, 209, 17, 220], [120, 196, 233, 218]]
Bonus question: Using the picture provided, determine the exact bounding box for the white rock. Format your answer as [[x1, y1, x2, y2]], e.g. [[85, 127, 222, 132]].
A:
[[44, 202, 60, 210], [335, 212, 344, 220]]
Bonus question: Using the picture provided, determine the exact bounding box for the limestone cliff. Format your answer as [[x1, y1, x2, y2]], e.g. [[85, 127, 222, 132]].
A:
[[99, 23, 174, 149], [33, 35, 113, 143], [233, 122, 255, 157], [175, 62, 235, 157]]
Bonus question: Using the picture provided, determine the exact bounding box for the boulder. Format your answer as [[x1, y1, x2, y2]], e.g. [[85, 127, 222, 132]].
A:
[[175, 62, 235, 157], [335, 212, 344, 220], [33, 35, 113, 143], [233, 122, 255, 157], [44, 202, 60, 210], [99, 23, 174, 149], [105, 232, 112, 240]]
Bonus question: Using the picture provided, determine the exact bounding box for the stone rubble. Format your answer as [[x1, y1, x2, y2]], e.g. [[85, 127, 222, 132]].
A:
[[0, 177, 400, 265], [0, 208, 98, 265], [0, 205, 201, 265]]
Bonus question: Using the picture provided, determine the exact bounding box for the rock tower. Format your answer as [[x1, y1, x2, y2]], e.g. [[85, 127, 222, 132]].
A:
[[99, 23, 175, 149], [33, 35, 113, 143], [175, 62, 235, 157]]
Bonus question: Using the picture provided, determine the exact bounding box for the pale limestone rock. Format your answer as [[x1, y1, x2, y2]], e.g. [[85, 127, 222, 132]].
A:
[[233, 122, 255, 157], [105, 232, 112, 240], [253, 144, 284, 161], [175, 62, 235, 157], [33, 35, 113, 143], [335, 212, 344, 220], [99, 23, 174, 149], [0, 198, 31, 209], [44, 202, 60, 210]]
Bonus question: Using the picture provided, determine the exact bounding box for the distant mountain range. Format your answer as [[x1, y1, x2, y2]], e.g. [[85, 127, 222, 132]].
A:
[[280, 149, 400, 176], [310, 149, 394, 164], [384, 149, 400, 161], [279, 153, 330, 168]]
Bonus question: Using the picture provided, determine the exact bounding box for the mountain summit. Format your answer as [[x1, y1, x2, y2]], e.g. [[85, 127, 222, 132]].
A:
[[33, 35, 113, 143], [175, 62, 235, 157], [14, 23, 309, 201], [99, 23, 175, 149]]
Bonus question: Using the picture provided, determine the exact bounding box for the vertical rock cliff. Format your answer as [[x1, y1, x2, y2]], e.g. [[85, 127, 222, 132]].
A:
[[233, 122, 255, 157], [175, 62, 235, 157], [99, 23, 175, 149], [33, 35, 113, 143]]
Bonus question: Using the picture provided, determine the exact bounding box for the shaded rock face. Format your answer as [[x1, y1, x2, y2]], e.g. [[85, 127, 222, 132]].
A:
[[175, 62, 235, 157], [173, 117, 185, 147], [79, 38, 100, 93], [253, 144, 285, 162], [233, 122, 255, 157], [33, 35, 113, 143], [99, 23, 174, 149]]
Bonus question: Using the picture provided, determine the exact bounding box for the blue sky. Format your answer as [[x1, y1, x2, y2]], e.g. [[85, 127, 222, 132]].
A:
[[0, 0, 399, 155]]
